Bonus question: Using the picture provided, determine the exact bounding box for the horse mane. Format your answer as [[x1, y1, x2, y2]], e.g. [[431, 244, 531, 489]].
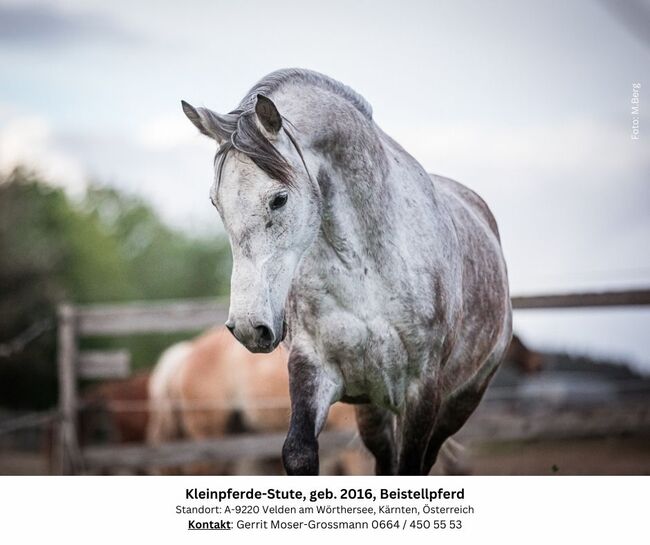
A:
[[215, 69, 373, 186], [241, 69, 373, 120]]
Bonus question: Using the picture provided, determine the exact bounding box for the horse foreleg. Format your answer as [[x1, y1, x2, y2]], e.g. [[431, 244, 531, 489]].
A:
[[282, 349, 339, 475], [424, 362, 498, 473], [355, 404, 397, 475], [397, 380, 440, 475]]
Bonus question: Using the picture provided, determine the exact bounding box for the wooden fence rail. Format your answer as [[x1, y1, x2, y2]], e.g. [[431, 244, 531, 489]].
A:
[[76, 298, 230, 336], [57, 288, 650, 474], [83, 430, 355, 473], [511, 289, 650, 309]]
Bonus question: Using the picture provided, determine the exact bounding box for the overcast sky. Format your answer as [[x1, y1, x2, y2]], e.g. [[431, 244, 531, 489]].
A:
[[1, 0, 649, 370]]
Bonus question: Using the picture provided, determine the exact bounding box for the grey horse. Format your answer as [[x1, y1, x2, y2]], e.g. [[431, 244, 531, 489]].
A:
[[182, 68, 512, 475]]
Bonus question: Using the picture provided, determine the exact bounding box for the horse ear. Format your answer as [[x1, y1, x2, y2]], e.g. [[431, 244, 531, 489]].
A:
[[255, 94, 282, 135], [181, 100, 226, 143]]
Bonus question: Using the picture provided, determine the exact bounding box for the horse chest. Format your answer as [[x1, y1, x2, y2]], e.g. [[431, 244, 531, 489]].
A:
[[293, 259, 439, 411], [314, 307, 418, 410]]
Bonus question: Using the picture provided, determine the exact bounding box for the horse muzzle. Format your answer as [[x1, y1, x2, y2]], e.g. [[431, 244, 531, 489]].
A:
[[224, 316, 284, 353]]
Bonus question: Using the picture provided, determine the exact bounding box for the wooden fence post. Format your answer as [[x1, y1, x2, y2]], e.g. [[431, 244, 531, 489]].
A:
[[57, 304, 79, 475]]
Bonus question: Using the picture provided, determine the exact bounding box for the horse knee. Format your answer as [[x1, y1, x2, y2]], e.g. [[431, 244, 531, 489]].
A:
[[282, 435, 319, 475]]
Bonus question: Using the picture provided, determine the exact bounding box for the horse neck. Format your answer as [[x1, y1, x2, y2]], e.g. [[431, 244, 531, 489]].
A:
[[280, 90, 396, 264], [316, 139, 395, 266]]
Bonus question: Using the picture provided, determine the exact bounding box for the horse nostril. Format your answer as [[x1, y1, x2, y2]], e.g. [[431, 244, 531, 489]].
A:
[[254, 324, 274, 346]]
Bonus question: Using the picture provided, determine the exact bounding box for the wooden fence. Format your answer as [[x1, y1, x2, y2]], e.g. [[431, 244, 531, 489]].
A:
[[57, 289, 650, 474]]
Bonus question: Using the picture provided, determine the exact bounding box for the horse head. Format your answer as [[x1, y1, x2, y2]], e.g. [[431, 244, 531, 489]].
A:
[[182, 94, 320, 353]]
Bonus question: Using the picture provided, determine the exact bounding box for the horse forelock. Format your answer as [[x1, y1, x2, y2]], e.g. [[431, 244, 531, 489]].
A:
[[213, 116, 297, 188], [213, 69, 373, 188]]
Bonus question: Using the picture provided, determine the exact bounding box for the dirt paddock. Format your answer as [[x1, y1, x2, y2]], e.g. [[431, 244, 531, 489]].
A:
[[465, 435, 650, 475], [1, 434, 649, 476]]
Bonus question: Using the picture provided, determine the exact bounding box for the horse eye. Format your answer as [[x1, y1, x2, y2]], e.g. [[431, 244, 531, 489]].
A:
[[269, 192, 288, 210]]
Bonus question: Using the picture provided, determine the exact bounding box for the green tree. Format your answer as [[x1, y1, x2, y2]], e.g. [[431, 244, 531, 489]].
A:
[[0, 168, 231, 409]]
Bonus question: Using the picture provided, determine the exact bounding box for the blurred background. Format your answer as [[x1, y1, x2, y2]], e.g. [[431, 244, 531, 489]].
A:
[[0, 0, 648, 475]]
